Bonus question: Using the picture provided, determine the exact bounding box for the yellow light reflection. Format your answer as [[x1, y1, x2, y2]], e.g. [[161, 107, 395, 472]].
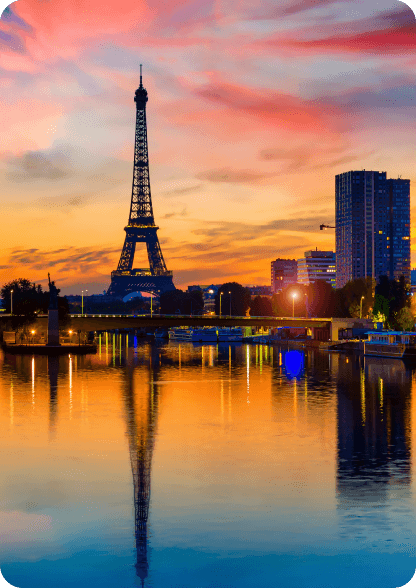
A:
[[10, 376, 14, 427], [260, 345, 263, 374], [293, 378, 298, 422], [99, 334, 102, 358], [209, 346, 214, 367], [246, 344, 250, 404], [360, 367, 366, 426], [228, 379, 232, 421], [220, 379, 224, 424], [69, 355, 73, 420], [379, 377, 383, 413], [31, 357, 35, 407]]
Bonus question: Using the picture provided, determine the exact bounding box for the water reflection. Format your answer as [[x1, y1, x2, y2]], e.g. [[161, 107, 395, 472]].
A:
[[48, 355, 59, 439], [122, 345, 161, 585], [0, 341, 414, 588], [336, 356, 413, 505]]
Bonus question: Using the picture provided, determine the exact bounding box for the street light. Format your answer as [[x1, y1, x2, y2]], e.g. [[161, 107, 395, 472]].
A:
[[229, 291, 232, 317], [150, 293, 153, 318], [360, 295, 365, 319], [81, 289, 88, 316], [31, 329, 35, 345], [219, 292, 223, 317], [10, 289, 13, 315], [292, 292, 297, 318]]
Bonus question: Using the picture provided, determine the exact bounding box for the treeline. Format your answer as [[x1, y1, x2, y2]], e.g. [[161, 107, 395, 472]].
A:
[[1, 275, 414, 331], [1, 278, 70, 327]]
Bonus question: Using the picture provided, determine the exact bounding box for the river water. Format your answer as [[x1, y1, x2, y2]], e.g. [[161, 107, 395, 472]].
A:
[[0, 338, 415, 588]]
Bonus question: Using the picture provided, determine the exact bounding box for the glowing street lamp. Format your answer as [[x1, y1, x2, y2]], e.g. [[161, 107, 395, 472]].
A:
[[219, 292, 223, 317], [360, 295, 365, 319], [229, 291, 232, 317], [10, 289, 13, 315], [292, 292, 297, 318]]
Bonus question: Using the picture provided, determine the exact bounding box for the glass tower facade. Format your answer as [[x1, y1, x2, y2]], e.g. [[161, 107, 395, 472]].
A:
[[335, 171, 410, 288]]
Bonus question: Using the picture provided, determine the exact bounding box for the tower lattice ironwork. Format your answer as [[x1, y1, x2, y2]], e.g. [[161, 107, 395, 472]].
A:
[[108, 66, 174, 297]]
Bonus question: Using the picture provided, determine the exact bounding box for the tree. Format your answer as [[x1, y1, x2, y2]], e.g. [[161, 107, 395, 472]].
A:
[[307, 280, 335, 318], [1, 278, 70, 327], [215, 283, 251, 316], [375, 274, 411, 327], [159, 289, 204, 315], [394, 307, 415, 332], [372, 294, 390, 326], [334, 277, 374, 318], [271, 284, 307, 317], [250, 295, 273, 317]]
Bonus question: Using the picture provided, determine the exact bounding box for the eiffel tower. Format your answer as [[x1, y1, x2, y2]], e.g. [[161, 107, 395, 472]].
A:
[[108, 66, 175, 298]]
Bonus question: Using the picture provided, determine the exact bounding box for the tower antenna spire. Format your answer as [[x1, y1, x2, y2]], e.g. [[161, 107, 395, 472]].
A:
[[140, 64, 142, 88]]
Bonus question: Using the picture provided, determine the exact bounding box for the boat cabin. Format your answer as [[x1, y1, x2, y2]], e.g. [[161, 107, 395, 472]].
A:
[[365, 331, 416, 345]]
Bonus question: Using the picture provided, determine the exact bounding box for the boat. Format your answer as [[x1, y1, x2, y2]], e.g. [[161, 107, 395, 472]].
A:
[[218, 327, 243, 342], [154, 328, 169, 339], [168, 328, 193, 341], [191, 328, 218, 342], [364, 331, 416, 359]]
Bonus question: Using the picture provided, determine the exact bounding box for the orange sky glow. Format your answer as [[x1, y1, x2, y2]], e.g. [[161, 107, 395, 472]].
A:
[[0, 0, 415, 294]]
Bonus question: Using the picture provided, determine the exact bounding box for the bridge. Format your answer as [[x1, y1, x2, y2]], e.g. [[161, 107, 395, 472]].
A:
[[0, 314, 375, 342]]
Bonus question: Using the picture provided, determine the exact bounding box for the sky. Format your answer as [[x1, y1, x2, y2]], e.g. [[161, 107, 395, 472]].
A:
[[0, 0, 415, 295]]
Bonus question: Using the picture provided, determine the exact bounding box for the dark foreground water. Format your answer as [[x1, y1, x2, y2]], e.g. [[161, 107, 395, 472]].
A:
[[0, 339, 415, 588]]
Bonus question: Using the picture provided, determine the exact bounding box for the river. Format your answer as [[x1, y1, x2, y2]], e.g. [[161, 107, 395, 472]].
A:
[[0, 338, 414, 588]]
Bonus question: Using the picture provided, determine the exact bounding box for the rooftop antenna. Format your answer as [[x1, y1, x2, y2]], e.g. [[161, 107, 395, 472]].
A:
[[140, 64, 143, 88]]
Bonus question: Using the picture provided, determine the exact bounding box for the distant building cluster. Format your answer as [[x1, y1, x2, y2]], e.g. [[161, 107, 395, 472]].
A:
[[268, 169, 411, 293]]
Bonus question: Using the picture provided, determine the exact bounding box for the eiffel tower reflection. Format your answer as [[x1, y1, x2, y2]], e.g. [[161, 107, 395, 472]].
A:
[[123, 344, 161, 586]]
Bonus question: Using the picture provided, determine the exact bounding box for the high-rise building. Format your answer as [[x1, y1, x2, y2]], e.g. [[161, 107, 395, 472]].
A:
[[335, 170, 410, 288], [387, 179, 411, 283], [297, 250, 336, 287], [270, 259, 297, 293]]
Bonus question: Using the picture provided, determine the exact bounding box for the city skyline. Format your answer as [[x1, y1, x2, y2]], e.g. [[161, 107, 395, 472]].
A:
[[0, 0, 415, 295]]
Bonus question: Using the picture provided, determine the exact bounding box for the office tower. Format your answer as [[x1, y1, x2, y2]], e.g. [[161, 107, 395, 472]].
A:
[[297, 250, 336, 287], [335, 171, 410, 288], [387, 179, 411, 283], [270, 259, 297, 293]]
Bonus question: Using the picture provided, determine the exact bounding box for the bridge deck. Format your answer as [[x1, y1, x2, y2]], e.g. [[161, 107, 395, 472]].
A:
[[1, 314, 330, 331]]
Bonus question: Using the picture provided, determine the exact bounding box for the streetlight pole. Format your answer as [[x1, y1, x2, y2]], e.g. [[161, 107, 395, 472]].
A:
[[10, 289, 13, 315], [292, 292, 297, 318], [151, 293, 153, 318], [360, 295, 364, 319], [229, 291, 232, 317], [219, 292, 223, 317]]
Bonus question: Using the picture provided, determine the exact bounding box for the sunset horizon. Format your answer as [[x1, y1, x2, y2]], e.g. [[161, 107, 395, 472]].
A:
[[0, 0, 415, 295]]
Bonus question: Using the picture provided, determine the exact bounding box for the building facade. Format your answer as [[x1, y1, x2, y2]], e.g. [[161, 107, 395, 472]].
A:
[[270, 259, 297, 293], [297, 250, 336, 287], [387, 179, 411, 283], [335, 170, 410, 288]]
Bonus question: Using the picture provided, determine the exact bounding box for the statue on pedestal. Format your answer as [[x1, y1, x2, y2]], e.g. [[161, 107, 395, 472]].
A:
[[48, 273, 59, 310]]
